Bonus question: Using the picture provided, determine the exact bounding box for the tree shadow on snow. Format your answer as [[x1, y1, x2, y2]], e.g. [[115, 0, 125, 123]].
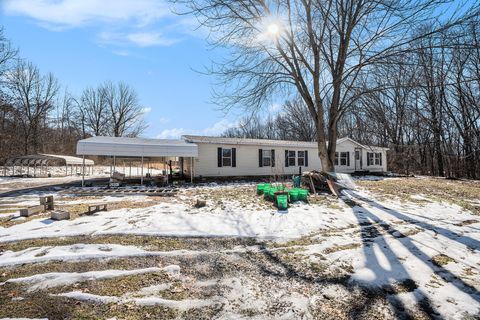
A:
[[242, 189, 479, 319]]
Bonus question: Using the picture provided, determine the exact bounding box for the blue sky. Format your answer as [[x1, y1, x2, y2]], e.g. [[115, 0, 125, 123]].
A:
[[0, 0, 245, 138]]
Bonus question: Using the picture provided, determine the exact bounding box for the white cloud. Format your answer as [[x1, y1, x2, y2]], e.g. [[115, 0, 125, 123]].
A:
[[141, 107, 152, 114], [156, 119, 237, 139], [2, 0, 189, 48], [2, 0, 171, 29], [156, 128, 189, 139], [159, 117, 170, 124], [99, 31, 179, 47], [128, 32, 178, 47], [269, 103, 282, 112], [112, 49, 131, 57]]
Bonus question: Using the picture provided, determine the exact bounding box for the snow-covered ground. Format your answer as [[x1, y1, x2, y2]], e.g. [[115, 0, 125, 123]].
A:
[[0, 180, 479, 319]]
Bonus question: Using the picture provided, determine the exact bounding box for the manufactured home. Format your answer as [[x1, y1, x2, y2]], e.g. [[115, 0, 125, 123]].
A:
[[182, 135, 388, 177], [76, 135, 388, 182]]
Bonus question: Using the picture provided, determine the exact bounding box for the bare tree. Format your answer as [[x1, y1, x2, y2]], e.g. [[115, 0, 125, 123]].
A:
[[80, 86, 109, 136], [276, 99, 316, 141], [102, 81, 147, 137], [6, 60, 59, 154], [0, 27, 19, 159], [174, 0, 479, 172]]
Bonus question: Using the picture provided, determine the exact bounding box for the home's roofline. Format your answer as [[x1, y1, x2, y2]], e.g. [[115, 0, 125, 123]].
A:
[[182, 135, 388, 150]]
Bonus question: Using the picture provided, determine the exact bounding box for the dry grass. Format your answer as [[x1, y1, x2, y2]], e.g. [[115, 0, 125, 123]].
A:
[[357, 177, 480, 214], [323, 243, 361, 254], [431, 254, 455, 266]]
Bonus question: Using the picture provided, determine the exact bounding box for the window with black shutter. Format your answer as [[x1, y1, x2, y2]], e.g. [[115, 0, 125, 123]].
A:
[[232, 148, 236, 167], [217, 148, 222, 167], [340, 152, 348, 166], [297, 151, 305, 166], [262, 150, 272, 166]]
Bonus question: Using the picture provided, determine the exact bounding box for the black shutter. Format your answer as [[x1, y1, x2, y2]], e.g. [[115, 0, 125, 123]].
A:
[[259, 149, 263, 167], [271, 149, 275, 167], [347, 152, 350, 166], [217, 148, 222, 167], [379, 153, 382, 166], [232, 148, 236, 167], [367, 153, 371, 166], [305, 150, 308, 167], [285, 150, 289, 167]]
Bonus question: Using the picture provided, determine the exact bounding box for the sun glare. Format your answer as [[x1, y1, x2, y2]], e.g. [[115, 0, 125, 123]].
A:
[[267, 23, 280, 36]]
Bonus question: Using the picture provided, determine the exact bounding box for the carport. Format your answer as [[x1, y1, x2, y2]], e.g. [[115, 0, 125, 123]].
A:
[[76, 136, 198, 187], [2, 154, 95, 177]]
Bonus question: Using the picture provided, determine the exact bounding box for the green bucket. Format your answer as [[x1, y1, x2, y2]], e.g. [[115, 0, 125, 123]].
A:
[[289, 188, 299, 202], [298, 189, 309, 201], [263, 185, 271, 199], [257, 183, 265, 195], [268, 188, 277, 201], [277, 195, 288, 210]]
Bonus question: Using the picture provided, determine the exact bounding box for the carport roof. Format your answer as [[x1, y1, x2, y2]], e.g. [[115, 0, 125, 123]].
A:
[[76, 136, 198, 158], [4, 154, 94, 166]]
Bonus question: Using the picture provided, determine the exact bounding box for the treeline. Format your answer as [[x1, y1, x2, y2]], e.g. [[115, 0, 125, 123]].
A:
[[0, 28, 146, 160], [224, 24, 480, 179]]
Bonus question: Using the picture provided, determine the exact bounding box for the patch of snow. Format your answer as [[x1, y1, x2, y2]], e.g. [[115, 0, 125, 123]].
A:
[[54, 291, 222, 310], [2, 266, 179, 292], [0, 200, 351, 243]]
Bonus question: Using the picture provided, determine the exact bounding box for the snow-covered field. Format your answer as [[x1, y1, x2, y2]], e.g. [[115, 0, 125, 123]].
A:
[[0, 177, 479, 319]]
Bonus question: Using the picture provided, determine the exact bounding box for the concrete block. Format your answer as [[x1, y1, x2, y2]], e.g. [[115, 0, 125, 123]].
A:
[[51, 211, 70, 221], [20, 205, 44, 217], [40, 195, 54, 204]]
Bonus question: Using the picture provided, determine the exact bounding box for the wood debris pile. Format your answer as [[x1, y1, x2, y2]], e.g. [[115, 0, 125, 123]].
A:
[[301, 170, 341, 197]]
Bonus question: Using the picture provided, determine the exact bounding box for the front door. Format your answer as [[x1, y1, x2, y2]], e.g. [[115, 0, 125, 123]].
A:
[[355, 148, 362, 171]]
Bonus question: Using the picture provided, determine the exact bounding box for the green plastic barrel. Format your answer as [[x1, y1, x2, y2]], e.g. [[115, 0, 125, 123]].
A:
[[263, 185, 271, 199], [268, 188, 277, 201], [257, 183, 265, 195], [289, 189, 299, 202], [277, 195, 288, 210], [298, 189, 309, 201]]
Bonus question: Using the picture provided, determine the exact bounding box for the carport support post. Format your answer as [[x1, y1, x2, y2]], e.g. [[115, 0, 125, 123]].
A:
[[82, 155, 85, 187], [140, 156, 144, 185], [113, 155, 116, 174], [190, 157, 193, 183]]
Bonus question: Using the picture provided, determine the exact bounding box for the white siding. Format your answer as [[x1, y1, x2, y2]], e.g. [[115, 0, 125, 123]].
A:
[[186, 139, 387, 177]]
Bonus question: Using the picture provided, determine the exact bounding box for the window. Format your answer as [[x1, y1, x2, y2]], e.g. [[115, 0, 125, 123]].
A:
[[367, 152, 382, 166], [222, 148, 232, 167], [288, 151, 296, 166], [334, 152, 339, 165], [262, 150, 272, 167], [340, 152, 349, 166], [297, 151, 305, 166]]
